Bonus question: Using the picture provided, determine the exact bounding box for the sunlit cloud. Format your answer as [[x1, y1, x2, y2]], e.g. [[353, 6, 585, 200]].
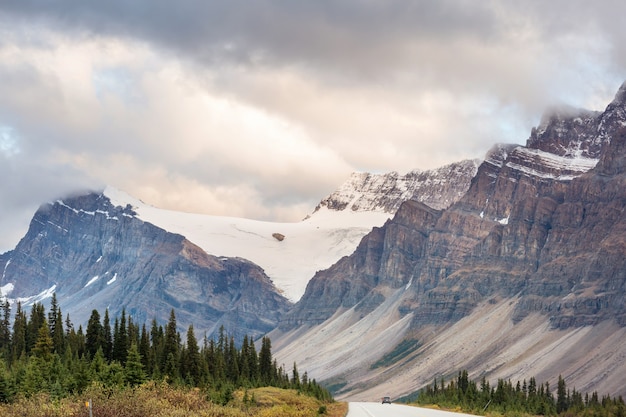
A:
[[0, 1, 625, 252]]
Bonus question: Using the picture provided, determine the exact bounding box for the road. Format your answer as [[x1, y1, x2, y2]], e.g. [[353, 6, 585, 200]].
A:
[[347, 402, 480, 417]]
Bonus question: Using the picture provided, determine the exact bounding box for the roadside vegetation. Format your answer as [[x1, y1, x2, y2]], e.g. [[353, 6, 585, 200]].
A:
[[0, 295, 338, 416], [414, 370, 625, 417]]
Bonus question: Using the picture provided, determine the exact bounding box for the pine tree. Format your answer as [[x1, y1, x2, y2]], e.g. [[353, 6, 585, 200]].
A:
[[162, 309, 179, 380], [103, 309, 113, 361], [291, 362, 300, 388], [32, 318, 54, 362], [26, 302, 45, 353], [226, 336, 239, 383], [259, 336, 273, 385], [557, 375, 568, 413], [182, 324, 201, 385], [124, 343, 146, 387], [150, 319, 164, 377], [85, 309, 104, 359], [48, 293, 64, 354], [11, 302, 27, 363], [139, 324, 152, 373], [0, 300, 10, 358], [0, 358, 13, 403], [113, 308, 128, 365]]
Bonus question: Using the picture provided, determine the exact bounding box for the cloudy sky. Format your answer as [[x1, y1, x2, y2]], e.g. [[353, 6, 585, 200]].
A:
[[1, 1, 625, 252]]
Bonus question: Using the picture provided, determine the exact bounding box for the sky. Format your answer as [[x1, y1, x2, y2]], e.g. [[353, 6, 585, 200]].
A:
[[0, 1, 625, 253]]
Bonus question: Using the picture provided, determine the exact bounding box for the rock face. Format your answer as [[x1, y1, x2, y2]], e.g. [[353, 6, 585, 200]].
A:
[[314, 159, 480, 214], [276, 81, 626, 397], [0, 193, 291, 340], [285, 82, 626, 330]]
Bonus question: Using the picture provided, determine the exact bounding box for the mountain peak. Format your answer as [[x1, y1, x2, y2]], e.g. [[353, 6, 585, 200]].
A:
[[611, 80, 626, 106], [314, 159, 480, 214]]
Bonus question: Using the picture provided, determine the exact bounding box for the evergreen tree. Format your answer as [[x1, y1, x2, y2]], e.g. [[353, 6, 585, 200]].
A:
[[0, 358, 13, 403], [32, 319, 54, 362], [259, 336, 273, 385], [162, 309, 179, 380], [47, 293, 65, 354], [139, 324, 152, 373], [67, 324, 86, 359], [11, 302, 27, 363], [226, 336, 239, 383], [124, 343, 146, 387], [0, 300, 10, 358], [182, 324, 201, 385], [113, 308, 128, 365], [102, 309, 113, 361], [291, 362, 300, 388], [557, 374, 568, 413], [26, 302, 45, 353], [85, 309, 104, 359], [150, 319, 164, 377]]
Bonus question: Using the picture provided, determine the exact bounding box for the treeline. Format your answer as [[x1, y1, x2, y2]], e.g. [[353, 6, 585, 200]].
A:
[[0, 295, 332, 404], [416, 370, 625, 417]]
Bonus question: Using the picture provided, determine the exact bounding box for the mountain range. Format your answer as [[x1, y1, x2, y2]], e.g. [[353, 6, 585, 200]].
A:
[[2, 81, 626, 399]]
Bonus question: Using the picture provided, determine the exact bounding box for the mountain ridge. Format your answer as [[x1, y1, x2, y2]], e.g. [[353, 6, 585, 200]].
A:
[[271, 81, 626, 399]]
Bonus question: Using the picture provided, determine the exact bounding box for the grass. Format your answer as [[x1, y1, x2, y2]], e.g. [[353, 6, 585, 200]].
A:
[[0, 382, 348, 417]]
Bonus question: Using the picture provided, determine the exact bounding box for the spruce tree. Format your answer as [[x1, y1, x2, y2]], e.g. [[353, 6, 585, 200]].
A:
[[259, 336, 272, 385], [125, 343, 146, 387], [103, 309, 113, 361], [139, 324, 152, 373], [85, 309, 104, 359], [162, 309, 179, 380], [26, 303, 45, 353], [47, 293, 64, 354], [182, 324, 201, 385], [0, 300, 10, 358], [113, 308, 128, 365]]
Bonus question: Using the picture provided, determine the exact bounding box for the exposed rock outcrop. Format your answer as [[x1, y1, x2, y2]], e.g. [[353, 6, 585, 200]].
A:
[[0, 193, 291, 339], [276, 81, 626, 398], [314, 159, 480, 214]]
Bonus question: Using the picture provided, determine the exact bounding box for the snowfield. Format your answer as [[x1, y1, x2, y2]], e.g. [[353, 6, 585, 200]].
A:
[[104, 187, 391, 302]]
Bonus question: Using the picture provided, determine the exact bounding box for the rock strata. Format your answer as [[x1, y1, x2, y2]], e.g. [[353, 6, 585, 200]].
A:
[[0, 192, 291, 339]]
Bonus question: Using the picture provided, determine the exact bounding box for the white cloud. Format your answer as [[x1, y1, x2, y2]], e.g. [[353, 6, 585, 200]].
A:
[[0, 1, 625, 252]]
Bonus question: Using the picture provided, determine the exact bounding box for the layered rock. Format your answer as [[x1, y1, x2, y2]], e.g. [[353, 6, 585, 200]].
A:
[[276, 82, 626, 398], [286, 81, 626, 332], [0, 192, 291, 339]]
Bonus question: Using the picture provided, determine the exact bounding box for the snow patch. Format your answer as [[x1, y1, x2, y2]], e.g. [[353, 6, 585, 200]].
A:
[[1, 282, 14, 298], [107, 273, 117, 285], [497, 216, 509, 225], [2, 259, 11, 280], [85, 276, 100, 287], [506, 147, 598, 180], [11, 285, 57, 306]]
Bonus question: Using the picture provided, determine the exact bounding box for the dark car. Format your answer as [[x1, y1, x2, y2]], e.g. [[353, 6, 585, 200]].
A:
[[382, 396, 391, 404]]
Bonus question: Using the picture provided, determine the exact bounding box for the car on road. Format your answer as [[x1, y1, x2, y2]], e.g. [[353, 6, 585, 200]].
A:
[[382, 396, 391, 404]]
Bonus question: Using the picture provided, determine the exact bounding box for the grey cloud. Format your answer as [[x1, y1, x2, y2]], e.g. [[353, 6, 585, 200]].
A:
[[1, 0, 626, 252]]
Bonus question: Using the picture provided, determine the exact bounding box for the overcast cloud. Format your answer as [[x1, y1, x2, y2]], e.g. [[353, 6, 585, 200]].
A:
[[0, 0, 625, 252]]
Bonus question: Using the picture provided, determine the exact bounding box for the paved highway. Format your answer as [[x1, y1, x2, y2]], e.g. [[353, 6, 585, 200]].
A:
[[347, 402, 480, 417]]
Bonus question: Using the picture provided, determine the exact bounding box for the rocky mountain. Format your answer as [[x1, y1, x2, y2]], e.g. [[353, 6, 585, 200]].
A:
[[314, 159, 480, 213], [271, 81, 626, 399], [0, 192, 291, 340], [0, 158, 477, 339]]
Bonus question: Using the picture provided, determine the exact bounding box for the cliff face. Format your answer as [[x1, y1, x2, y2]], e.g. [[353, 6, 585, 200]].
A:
[[284, 82, 626, 331], [271, 84, 626, 399], [0, 193, 291, 339]]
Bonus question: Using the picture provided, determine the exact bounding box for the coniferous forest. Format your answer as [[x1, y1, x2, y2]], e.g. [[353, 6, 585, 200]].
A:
[[415, 370, 625, 417], [0, 294, 334, 412]]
